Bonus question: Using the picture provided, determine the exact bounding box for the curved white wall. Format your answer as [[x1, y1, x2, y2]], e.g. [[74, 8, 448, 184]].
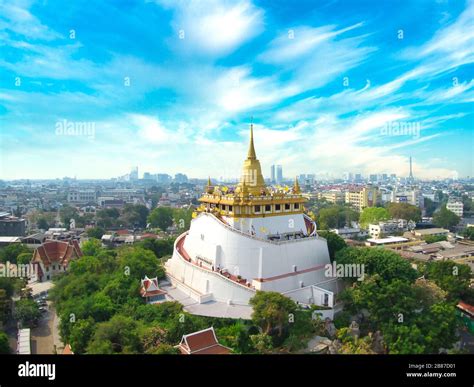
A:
[[182, 213, 331, 289]]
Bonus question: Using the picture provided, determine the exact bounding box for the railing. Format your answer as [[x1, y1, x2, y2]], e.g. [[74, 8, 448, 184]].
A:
[[200, 212, 326, 245], [171, 232, 256, 293]]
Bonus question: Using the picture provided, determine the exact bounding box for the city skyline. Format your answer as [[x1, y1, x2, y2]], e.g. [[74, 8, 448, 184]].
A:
[[1, 0, 473, 180]]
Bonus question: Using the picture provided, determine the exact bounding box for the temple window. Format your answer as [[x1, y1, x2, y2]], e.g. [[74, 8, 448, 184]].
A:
[[229, 205, 233, 212], [265, 205, 271, 212], [275, 204, 281, 211], [285, 203, 290, 210], [254, 205, 261, 213], [295, 203, 300, 209]]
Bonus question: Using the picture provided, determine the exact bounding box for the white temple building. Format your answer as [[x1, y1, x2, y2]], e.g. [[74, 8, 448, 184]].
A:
[[165, 125, 339, 318]]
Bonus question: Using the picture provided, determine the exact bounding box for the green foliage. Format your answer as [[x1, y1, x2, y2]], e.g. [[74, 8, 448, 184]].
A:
[[86, 227, 105, 240], [335, 247, 418, 283], [338, 246, 462, 354], [121, 204, 149, 228], [59, 205, 79, 228], [249, 333, 273, 353], [433, 206, 460, 230], [81, 238, 103, 256], [135, 237, 174, 259], [0, 289, 10, 323], [69, 317, 96, 354], [96, 208, 120, 228], [387, 202, 421, 222], [147, 343, 180, 354], [37, 217, 49, 230], [0, 244, 31, 264], [250, 291, 297, 336], [87, 314, 143, 354], [215, 322, 250, 353], [359, 207, 390, 228], [317, 231, 346, 262], [0, 331, 10, 354], [424, 198, 437, 217], [423, 260, 472, 301], [16, 252, 32, 265], [462, 227, 474, 241], [172, 208, 193, 232], [423, 234, 447, 244], [14, 299, 40, 327], [317, 205, 359, 230], [148, 207, 174, 231]]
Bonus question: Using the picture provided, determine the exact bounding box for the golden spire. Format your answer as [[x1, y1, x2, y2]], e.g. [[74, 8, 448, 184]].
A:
[[236, 122, 267, 196], [293, 176, 301, 194], [206, 176, 213, 194], [247, 123, 257, 160]]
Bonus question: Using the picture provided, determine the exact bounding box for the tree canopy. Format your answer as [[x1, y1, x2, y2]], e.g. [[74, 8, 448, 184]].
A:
[[387, 202, 421, 222], [359, 207, 390, 228], [432, 206, 460, 230]]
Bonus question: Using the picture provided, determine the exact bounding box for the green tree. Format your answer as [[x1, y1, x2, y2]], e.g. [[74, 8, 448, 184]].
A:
[[0, 331, 10, 354], [121, 204, 149, 228], [172, 208, 193, 232], [424, 198, 437, 217], [136, 238, 174, 259], [317, 230, 346, 262], [423, 260, 472, 301], [96, 208, 120, 228], [463, 227, 474, 241], [14, 299, 40, 327], [432, 206, 460, 230], [37, 217, 49, 230], [336, 247, 418, 283], [423, 235, 447, 244], [86, 227, 105, 240], [69, 317, 96, 354], [0, 244, 31, 264], [16, 252, 32, 265], [148, 207, 173, 231], [250, 291, 296, 336], [359, 207, 390, 228], [0, 289, 10, 323], [59, 205, 79, 229], [317, 205, 359, 230], [387, 202, 421, 222], [87, 315, 142, 354], [81, 238, 103, 256]]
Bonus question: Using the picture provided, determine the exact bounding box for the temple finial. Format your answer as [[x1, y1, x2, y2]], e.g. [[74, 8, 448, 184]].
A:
[[247, 122, 256, 160], [293, 176, 301, 194], [206, 176, 213, 194]]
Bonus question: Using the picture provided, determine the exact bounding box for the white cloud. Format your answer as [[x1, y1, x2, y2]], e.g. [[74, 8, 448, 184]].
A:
[[159, 0, 264, 56]]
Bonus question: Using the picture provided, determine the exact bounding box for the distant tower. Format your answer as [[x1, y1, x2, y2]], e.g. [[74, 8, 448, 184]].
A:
[[271, 165, 276, 183], [276, 165, 283, 184], [409, 157, 414, 181]]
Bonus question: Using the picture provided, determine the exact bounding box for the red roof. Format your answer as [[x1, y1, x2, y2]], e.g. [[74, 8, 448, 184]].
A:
[[62, 344, 74, 355], [457, 301, 474, 317], [32, 240, 82, 267], [177, 327, 231, 355]]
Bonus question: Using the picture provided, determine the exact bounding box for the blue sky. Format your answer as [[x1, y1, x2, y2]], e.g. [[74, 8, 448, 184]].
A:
[[0, 0, 473, 180]]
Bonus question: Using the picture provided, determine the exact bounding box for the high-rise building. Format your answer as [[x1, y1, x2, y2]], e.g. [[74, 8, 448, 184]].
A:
[[271, 165, 276, 183], [130, 166, 139, 181], [174, 173, 188, 183], [345, 186, 379, 212], [276, 165, 283, 183]]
